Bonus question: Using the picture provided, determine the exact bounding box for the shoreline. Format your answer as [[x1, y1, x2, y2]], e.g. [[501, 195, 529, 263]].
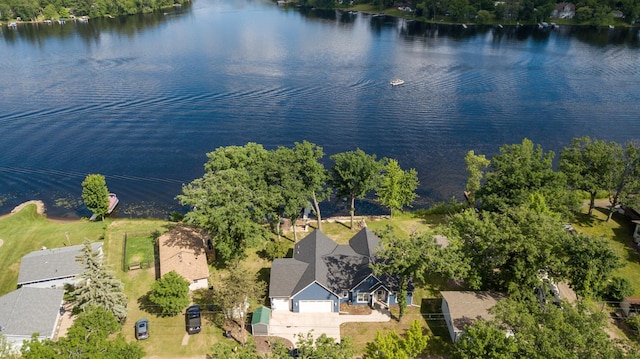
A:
[[0, 200, 80, 223]]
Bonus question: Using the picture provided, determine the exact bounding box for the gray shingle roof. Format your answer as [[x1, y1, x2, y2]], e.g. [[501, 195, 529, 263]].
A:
[[270, 228, 381, 298], [17, 242, 103, 285], [0, 287, 65, 338]]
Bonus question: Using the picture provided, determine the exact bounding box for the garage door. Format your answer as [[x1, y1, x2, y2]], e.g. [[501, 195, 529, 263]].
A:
[[298, 300, 333, 313]]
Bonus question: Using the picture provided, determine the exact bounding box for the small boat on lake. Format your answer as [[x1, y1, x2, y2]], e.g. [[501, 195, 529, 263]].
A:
[[390, 79, 405, 86]]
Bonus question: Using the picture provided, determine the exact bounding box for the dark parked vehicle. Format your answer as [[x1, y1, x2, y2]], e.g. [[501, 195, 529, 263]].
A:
[[185, 305, 201, 334], [135, 318, 149, 340]]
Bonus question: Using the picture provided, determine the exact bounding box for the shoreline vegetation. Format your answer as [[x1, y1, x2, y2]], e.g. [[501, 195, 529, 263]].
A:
[[2, 0, 636, 28], [282, 1, 638, 28]]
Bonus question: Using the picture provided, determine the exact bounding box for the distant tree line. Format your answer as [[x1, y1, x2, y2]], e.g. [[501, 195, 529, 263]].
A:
[[294, 0, 640, 26], [0, 0, 186, 22]]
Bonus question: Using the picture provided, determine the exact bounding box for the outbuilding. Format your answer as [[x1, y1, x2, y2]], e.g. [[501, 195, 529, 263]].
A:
[[251, 306, 271, 336]]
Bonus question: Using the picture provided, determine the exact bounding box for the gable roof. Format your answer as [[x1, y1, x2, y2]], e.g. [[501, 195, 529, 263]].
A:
[[270, 228, 386, 298], [17, 242, 103, 286], [159, 226, 210, 283], [441, 291, 505, 333], [0, 287, 65, 338], [251, 306, 271, 325]]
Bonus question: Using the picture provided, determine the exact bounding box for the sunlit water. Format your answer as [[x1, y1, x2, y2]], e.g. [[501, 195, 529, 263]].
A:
[[1, 1, 639, 218]]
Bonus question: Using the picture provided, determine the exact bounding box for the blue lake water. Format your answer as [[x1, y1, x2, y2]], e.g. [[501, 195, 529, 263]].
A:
[[1, 1, 640, 218]]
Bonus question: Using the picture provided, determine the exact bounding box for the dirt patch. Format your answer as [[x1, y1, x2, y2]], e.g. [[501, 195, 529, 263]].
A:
[[0, 239, 3, 247], [130, 255, 141, 262], [255, 336, 293, 354]]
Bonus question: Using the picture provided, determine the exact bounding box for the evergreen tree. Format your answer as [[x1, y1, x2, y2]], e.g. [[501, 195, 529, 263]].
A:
[[72, 239, 128, 322]]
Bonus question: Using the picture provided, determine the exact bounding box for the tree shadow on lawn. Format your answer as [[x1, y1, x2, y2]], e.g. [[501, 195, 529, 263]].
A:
[[420, 298, 454, 356], [137, 290, 170, 317]]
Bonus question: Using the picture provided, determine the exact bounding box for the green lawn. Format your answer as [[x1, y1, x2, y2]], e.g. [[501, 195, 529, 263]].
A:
[[124, 233, 155, 268], [0, 204, 105, 295], [572, 205, 640, 296]]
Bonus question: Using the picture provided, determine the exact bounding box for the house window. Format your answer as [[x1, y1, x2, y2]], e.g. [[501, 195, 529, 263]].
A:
[[357, 292, 370, 303]]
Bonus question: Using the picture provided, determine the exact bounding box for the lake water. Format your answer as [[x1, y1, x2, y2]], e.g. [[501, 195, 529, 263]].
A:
[[1, 1, 640, 218]]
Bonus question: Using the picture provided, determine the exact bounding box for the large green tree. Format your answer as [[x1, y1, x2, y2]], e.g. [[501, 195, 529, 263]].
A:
[[443, 205, 568, 295], [148, 270, 190, 316], [215, 265, 266, 344], [330, 149, 382, 229], [456, 299, 639, 359], [476, 139, 576, 214], [607, 141, 640, 221], [81, 174, 110, 221], [72, 239, 128, 322], [21, 306, 144, 359], [559, 137, 619, 215], [178, 143, 274, 264], [376, 159, 419, 217], [291, 141, 331, 232]]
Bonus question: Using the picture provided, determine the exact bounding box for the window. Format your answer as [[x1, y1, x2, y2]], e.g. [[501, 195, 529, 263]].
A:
[[357, 292, 370, 303]]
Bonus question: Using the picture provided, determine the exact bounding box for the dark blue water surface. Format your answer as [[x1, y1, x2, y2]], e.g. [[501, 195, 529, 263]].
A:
[[1, 1, 640, 218]]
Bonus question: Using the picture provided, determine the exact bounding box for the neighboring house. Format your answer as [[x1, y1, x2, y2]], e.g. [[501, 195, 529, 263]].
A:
[[17, 242, 103, 288], [622, 206, 640, 243], [269, 228, 413, 313], [551, 2, 576, 19], [441, 291, 506, 342], [0, 287, 65, 350], [158, 226, 210, 291]]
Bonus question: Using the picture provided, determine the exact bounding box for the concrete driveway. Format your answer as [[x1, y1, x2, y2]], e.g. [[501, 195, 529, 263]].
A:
[[268, 307, 391, 344]]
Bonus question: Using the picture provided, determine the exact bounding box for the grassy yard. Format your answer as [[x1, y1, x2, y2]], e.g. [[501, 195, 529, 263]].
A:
[[572, 204, 640, 296], [5, 203, 638, 357], [0, 204, 105, 295]]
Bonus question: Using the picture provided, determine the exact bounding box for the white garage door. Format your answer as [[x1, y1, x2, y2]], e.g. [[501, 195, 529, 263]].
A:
[[298, 300, 333, 313]]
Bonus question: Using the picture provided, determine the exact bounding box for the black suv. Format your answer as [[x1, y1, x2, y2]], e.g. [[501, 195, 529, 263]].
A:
[[185, 305, 201, 334]]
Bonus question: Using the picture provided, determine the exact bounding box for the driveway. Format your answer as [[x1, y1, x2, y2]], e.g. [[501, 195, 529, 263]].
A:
[[268, 307, 391, 344]]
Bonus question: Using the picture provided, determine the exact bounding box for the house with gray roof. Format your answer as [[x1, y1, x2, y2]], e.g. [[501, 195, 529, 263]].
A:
[[441, 291, 506, 342], [17, 242, 103, 288], [269, 228, 412, 313], [0, 287, 65, 350]]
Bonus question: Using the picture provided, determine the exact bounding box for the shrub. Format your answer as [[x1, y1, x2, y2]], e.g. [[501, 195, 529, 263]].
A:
[[606, 276, 634, 302], [263, 240, 289, 260]]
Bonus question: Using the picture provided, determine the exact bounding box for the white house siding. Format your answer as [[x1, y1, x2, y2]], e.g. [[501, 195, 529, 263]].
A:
[[271, 298, 290, 311], [189, 278, 209, 291]]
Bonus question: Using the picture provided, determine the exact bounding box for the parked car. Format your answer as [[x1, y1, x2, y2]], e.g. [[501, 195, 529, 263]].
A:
[[185, 305, 201, 334], [135, 318, 149, 340]]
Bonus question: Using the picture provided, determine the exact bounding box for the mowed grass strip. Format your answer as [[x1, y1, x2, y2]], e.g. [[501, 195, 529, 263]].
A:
[[0, 204, 105, 295]]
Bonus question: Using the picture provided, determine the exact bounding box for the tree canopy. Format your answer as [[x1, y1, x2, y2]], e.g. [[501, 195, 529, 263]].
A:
[[81, 174, 110, 221], [455, 299, 639, 359], [364, 320, 428, 359], [148, 270, 190, 316], [476, 139, 576, 214], [559, 137, 620, 215], [376, 159, 419, 217], [330, 148, 382, 229], [21, 306, 144, 359]]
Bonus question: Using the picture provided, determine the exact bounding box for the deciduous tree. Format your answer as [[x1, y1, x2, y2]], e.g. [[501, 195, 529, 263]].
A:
[[376, 159, 419, 217], [330, 149, 382, 229], [81, 174, 110, 221], [149, 270, 190, 316], [476, 139, 575, 214], [464, 150, 490, 206], [559, 137, 619, 215], [607, 141, 640, 221]]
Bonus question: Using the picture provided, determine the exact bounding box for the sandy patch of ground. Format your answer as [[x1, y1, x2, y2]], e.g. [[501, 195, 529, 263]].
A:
[[0, 239, 3, 247]]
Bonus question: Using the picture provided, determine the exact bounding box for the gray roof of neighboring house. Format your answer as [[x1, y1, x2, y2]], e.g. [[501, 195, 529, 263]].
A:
[[270, 228, 384, 298], [17, 242, 103, 286], [0, 287, 65, 338], [441, 291, 506, 333]]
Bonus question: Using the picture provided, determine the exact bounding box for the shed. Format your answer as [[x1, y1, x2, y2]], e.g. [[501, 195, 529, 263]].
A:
[[251, 306, 271, 336]]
